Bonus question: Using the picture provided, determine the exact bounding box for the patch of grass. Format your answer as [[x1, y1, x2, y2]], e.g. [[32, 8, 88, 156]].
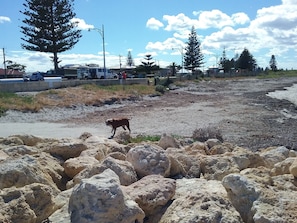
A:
[[0, 92, 41, 116], [258, 70, 297, 79], [130, 134, 161, 143]]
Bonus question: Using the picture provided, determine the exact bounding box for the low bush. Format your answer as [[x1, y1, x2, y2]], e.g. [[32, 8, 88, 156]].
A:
[[192, 126, 223, 142], [155, 85, 166, 94]]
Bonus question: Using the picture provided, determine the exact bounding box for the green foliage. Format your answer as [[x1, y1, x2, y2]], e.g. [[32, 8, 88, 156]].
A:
[[184, 26, 204, 73], [0, 92, 38, 116], [130, 135, 161, 143], [155, 85, 166, 94], [258, 70, 297, 79], [237, 48, 257, 71], [192, 126, 223, 142], [20, 0, 82, 70]]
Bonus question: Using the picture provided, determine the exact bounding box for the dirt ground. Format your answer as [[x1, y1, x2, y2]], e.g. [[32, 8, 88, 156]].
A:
[[1, 77, 297, 151]]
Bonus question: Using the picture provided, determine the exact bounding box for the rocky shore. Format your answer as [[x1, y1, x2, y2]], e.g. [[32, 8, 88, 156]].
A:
[[1, 133, 297, 223]]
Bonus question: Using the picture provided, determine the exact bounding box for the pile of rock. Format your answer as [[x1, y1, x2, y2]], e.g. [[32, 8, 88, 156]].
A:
[[0, 133, 297, 223]]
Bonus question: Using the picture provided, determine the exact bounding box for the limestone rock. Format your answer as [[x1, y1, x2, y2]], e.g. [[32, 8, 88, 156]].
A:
[[271, 157, 295, 176], [12, 134, 43, 146], [0, 155, 58, 191], [260, 146, 290, 168], [166, 147, 201, 178], [159, 178, 243, 223], [0, 183, 56, 223], [205, 138, 221, 149], [184, 141, 208, 155], [63, 156, 99, 178], [72, 156, 138, 186], [123, 175, 176, 216], [3, 145, 39, 156], [79, 146, 106, 161], [43, 138, 88, 160], [200, 155, 240, 180], [0, 150, 9, 161], [158, 134, 179, 149], [68, 169, 145, 223], [289, 157, 297, 178], [126, 144, 171, 178], [223, 168, 297, 223]]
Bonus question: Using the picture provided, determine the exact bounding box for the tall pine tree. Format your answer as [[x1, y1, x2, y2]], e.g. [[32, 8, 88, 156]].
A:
[[20, 0, 81, 72], [126, 50, 135, 67], [184, 26, 204, 74]]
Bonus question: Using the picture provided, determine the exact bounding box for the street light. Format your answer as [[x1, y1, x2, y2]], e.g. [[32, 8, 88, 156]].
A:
[[172, 46, 184, 74], [89, 24, 106, 78]]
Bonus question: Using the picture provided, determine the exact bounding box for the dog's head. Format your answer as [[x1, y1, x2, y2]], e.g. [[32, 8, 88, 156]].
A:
[[105, 118, 113, 126]]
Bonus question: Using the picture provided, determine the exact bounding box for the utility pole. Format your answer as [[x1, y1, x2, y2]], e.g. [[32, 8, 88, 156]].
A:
[[2, 48, 7, 78], [119, 54, 122, 72]]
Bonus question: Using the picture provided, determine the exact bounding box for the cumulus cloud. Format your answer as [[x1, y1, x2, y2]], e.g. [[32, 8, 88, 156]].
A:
[[145, 37, 185, 51], [71, 18, 94, 30], [146, 17, 164, 30], [0, 16, 11, 23], [163, 13, 196, 32]]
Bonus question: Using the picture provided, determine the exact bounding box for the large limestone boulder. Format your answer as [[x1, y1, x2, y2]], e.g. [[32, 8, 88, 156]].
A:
[[200, 155, 240, 180], [12, 134, 44, 146], [43, 138, 88, 160], [68, 169, 145, 223], [0, 155, 58, 191], [0, 183, 56, 223], [2, 145, 39, 156], [159, 178, 243, 223], [158, 134, 179, 149], [126, 144, 171, 178], [289, 157, 297, 178], [271, 157, 296, 176], [260, 146, 290, 168], [72, 156, 138, 187], [63, 156, 99, 178], [223, 167, 297, 223], [165, 147, 201, 178], [79, 146, 106, 161], [0, 150, 9, 161], [123, 175, 176, 218]]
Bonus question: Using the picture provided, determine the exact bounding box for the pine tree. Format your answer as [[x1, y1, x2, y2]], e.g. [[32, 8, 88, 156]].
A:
[[269, 55, 277, 71], [20, 0, 81, 72], [237, 48, 256, 71], [126, 50, 135, 67], [184, 26, 204, 74]]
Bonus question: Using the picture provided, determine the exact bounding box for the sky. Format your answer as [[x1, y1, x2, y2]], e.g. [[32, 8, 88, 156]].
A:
[[1, 0, 297, 72]]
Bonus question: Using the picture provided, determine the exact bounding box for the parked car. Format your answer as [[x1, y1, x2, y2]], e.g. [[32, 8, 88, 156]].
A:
[[26, 72, 45, 81]]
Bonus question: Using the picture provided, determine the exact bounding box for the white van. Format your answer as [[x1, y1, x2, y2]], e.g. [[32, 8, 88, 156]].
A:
[[88, 67, 117, 79]]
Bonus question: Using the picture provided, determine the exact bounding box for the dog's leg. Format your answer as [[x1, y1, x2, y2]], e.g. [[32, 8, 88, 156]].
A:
[[126, 123, 131, 133], [111, 127, 116, 138], [122, 126, 126, 130]]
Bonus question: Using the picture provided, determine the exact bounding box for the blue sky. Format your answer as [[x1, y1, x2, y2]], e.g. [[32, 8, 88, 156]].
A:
[[1, 0, 297, 72]]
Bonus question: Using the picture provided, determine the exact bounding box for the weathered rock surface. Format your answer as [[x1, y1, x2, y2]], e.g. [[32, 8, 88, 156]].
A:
[[68, 169, 145, 223], [159, 178, 243, 223], [126, 144, 171, 178], [0, 183, 56, 223], [1, 134, 297, 223], [123, 175, 176, 217]]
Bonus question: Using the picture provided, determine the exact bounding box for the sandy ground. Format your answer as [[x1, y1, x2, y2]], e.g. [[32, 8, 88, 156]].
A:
[[1, 77, 297, 151]]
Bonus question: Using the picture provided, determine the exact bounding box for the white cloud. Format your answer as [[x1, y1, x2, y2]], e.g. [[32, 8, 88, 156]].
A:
[[146, 17, 164, 30], [231, 13, 250, 25], [0, 16, 11, 23], [163, 13, 196, 32], [145, 37, 185, 51], [71, 18, 94, 30]]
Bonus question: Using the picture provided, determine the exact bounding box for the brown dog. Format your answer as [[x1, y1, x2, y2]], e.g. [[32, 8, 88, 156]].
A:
[[105, 117, 131, 138]]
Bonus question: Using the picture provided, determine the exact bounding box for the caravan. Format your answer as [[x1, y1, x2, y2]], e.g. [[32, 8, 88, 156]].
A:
[[87, 67, 117, 79]]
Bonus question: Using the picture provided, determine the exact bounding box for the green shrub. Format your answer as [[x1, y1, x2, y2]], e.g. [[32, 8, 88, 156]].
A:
[[155, 85, 166, 94], [192, 126, 223, 142]]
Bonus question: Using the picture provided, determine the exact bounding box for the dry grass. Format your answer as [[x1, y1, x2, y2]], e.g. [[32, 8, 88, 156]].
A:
[[0, 84, 156, 114]]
